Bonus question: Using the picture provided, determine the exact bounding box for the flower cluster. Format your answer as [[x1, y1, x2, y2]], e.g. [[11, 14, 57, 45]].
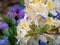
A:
[[17, 0, 60, 45], [7, 4, 24, 24]]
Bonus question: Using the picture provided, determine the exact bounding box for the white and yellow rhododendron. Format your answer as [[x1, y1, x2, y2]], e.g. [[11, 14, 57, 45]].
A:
[[17, 0, 60, 44], [24, 0, 60, 18]]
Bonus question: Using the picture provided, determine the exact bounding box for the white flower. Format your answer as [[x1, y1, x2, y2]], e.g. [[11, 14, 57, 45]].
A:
[[49, 10, 57, 16], [25, 3, 39, 22], [24, 0, 29, 7], [54, 0, 60, 12], [46, 17, 54, 25], [38, 3, 48, 18], [54, 19, 60, 27], [17, 18, 31, 31], [46, 0, 55, 10], [55, 36, 60, 44], [40, 35, 47, 42], [46, 0, 60, 16], [17, 18, 31, 44]]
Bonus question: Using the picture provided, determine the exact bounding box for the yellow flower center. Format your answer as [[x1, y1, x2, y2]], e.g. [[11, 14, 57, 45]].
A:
[[46, 17, 53, 25], [35, 0, 42, 3], [29, 5, 32, 9], [47, 1, 53, 10], [43, 0, 47, 3], [39, 4, 44, 11], [22, 23, 27, 29]]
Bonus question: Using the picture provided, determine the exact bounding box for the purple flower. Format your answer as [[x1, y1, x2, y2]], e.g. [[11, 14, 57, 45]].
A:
[[57, 12, 60, 16], [0, 21, 8, 36], [0, 21, 8, 30], [56, 12, 60, 19], [39, 40, 47, 45], [0, 39, 4, 45], [0, 37, 9, 45], [7, 4, 24, 24]]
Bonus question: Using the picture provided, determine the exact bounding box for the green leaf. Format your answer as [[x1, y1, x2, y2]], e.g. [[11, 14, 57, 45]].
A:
[[20, 0, 24, 6], [3, 30, 9, 36], [8, 36, 17, 45], [40, 24, 49, 34], [34, 24, 49, 34], [2, 15, 17, 45], [34, 26, 41, 34], [2, 15, 13, 28]]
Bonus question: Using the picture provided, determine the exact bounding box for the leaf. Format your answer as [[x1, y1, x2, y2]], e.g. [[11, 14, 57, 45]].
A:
[[27, 30, 35, 36], [34, 26, 41, 34], [2, 15, 13, 28], [40, 24, 49, 34], [8, 36, 17, 45], [20, 0, 24, 6], [3, 30, 9, 36], [2, 15, 17, 45], [34, 24, 49, 34]]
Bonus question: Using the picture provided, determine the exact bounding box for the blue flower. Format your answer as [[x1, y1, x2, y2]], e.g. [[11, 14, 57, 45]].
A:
[[39, 40, 47, 45], [7, 4, 24, 24], [0, 21, 8, 30], [0, 37, 9, 45], [48, 12, 60, 19], [56, 12, 60, 19]]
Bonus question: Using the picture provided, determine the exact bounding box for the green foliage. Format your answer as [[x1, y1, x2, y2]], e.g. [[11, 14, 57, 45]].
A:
[[39, 24, 49, 34], [29, 24, 49, 36], [20, 0, 24, 7], [2, 15, 17, 45], [2, 16, 13, 28]]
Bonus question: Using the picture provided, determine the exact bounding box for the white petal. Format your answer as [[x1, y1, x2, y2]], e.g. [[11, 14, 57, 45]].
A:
[[50, 10, 57, 16]]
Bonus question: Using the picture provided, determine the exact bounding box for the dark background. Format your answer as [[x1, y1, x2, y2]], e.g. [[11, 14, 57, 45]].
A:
[[0, 0, 20, 14]]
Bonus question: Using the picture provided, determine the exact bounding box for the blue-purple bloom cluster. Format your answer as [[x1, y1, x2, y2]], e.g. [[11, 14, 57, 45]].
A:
[[7, 4, 24, 24], [0, 22, 8, 30], [0, 18, 8, 45], [39, 40, 47, 45], [0, 37, 9, 45], [48, 12, 60, 19]]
